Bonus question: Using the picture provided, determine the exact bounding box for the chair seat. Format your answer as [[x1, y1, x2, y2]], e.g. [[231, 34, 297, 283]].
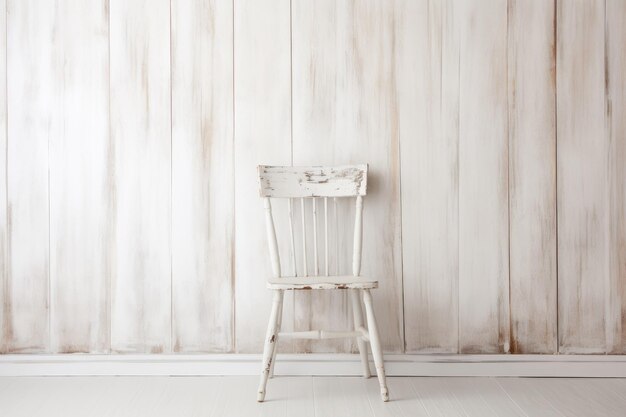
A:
[[267, 275, 378, 290]]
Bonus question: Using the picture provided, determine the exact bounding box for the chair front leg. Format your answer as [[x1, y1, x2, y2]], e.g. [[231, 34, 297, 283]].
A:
[[350, 289, 371, 378], [362, 289, 389, 401], [269, 293, 284, 378], [257, 289, 284, 402]]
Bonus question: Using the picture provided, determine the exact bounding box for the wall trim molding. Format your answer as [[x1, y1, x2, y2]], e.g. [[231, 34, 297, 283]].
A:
[[1, 354, 626, 377]]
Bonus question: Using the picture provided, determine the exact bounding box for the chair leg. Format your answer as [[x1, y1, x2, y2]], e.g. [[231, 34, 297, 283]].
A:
[[269, 293, 284, 378], [350, 289, 371, 378], [362, 289, 389, 401], [257, 290, 283, 402]]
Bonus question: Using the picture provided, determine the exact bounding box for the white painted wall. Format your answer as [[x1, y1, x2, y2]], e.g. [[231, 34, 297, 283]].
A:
[[0, 0, 625, 355]]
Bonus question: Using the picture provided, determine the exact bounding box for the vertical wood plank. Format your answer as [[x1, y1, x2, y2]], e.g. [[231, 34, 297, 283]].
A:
[[458, 0, 510, 353], [4, 0, 52, 352], [508, 0, 557, 353], [401, 0, 460, 353], [557, 0, 607, 353], [48, 0, 111, 353], [292, 0, 404, 352], [171, 0, 234, 353], [0, 0, 6, 353], [234, 0, 293, 353], [606, 0, 626, 353], [110, 0, 172, 353]]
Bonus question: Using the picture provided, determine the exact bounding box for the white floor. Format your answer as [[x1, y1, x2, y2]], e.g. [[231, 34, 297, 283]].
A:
[[0, 376, 625, 416]]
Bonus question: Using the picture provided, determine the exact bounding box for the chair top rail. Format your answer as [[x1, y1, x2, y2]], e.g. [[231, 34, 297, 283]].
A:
[[258, 164, 368, 198]]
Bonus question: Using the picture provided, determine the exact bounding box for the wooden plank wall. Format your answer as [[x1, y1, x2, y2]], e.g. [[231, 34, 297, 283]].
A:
[[171, 0, 233, 353], [508, 0, 557, 354], [291, 0, 404, 353], [0, 0, 625, 354], [48, 0, 111, 353], [234, 0, 293, 353]]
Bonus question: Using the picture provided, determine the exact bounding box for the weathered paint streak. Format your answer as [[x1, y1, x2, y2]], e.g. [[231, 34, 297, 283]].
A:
[[557, 0, 608, 353], [110, 0, 172, 353], [606, 0, 626, 353], [0, 0, 7, 354], [458, 0, 510, 353], [171, 0, 234, 353], [508, 0, 557, 353], [401, 0, 460, 353]]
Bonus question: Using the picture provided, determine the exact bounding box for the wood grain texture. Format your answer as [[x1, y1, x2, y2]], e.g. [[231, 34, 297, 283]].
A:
[[606, 0, 626, 354], [0, 0, 6, 354], [401, 0, 460, 353], [110, 0, 171, 353], [292, 0, 404, 352], [556, 0, 607, 353], [171, 0, 234, 353], [458, 0, 510, 353], [234, 0, 293, 353], [48, 0, 111, 353], [508, 0, 557, 353], [4, 0, 52, 352]]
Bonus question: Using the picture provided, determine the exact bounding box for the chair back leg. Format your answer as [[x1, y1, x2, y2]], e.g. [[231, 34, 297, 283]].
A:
[[362, 289, 389, 401], [350, 289, 371, 378], [257, 289, 284, 402]]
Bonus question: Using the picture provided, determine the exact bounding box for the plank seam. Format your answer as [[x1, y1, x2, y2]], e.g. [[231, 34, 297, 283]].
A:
[[554, 0, 559, 355], [231, 0, 236, 354]]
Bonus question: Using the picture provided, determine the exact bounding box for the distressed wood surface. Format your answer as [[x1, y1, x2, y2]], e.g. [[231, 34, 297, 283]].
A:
[[607, 0, 626, 354], [0, 0, 6, 353], [258, 165, 368, 198], [171, 0, 233, 353], [508, 0, 557, 353], [292, 0, 404, 353], [234, 0, 293, 353], [110, 0, 172, 353], [400, 0, 460, 353], [458, 0, 510, 353], [48, 0, 111, 353], [4, 0, 52, 352], [267, 276, 377, 290], [556, 0, 607, 353]]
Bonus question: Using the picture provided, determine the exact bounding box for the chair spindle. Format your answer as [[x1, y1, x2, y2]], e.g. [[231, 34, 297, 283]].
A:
[[312, 198, 319, 275], [324, 197, 329, 276], [300, 197, 308, 276], [352, 195, 363, 276], [287, 198, 297, 276]]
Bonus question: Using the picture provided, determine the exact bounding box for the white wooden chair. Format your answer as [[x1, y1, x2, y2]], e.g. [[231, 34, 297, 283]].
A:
[[256, 164, 389, 402]]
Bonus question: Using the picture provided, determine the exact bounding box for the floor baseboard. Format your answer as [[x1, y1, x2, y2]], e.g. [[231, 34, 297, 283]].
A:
[[1, 354, 625, 377]]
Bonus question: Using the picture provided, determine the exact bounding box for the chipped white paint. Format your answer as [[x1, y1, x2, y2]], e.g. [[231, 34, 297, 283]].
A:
[[258, 165, 368, 198], [256, 165, 388, 401], [267, 276, 377, 290]]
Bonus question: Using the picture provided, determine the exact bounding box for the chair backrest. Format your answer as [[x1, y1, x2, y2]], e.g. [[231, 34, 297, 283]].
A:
[[258, 164, 368, 278]]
